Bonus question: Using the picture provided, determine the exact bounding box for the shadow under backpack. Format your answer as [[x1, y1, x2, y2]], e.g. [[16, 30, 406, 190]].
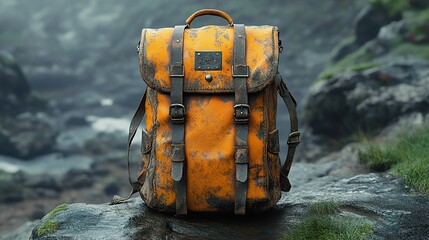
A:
[[113, 9, 300, 215]]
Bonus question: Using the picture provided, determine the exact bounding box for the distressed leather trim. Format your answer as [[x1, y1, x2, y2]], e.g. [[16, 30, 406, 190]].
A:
[[141, 129, 152, 154], [268, 129, 280, 153]]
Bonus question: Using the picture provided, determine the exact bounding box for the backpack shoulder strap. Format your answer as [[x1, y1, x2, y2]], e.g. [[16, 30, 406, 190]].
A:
[[111, 89, 147, 204], [275, 73, 300, 192]]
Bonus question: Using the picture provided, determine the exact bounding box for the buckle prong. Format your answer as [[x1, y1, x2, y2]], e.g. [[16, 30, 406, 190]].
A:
[[234, 104, 250, 123]]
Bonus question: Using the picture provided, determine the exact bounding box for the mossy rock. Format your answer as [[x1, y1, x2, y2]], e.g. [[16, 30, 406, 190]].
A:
[[319, 0, 429, 81], [33, 203, 69, 238], [318, 41, 382, 80]]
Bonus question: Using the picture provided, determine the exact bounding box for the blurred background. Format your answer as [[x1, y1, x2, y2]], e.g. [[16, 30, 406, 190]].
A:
[[1, 0, 429, 235]]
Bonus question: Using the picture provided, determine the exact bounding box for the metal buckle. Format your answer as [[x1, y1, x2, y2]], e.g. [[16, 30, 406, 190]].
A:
[[287, 131, 300, 147], [234, 104, 250, 123], [169, 103, 186, 123], [232, 65, 249, 78]]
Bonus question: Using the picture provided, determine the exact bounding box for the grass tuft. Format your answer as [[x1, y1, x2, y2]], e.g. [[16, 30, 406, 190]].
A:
[[359, 125, 429, 193], [36, 203, 68, 237], [286, 202, 373, 240], [308, 201, 339, 215]]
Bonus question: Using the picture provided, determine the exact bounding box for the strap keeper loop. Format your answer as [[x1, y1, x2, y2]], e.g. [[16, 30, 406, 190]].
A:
[[169, 65, 184, 77], [287, 131, 301, 147], [232, 65, 249, 78]]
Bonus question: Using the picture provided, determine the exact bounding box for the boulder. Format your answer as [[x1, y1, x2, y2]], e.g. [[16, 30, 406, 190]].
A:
[[354, 4, 398, 45], [0, 51, 31, 115], [0, 221, 39, 240], [0, 113, 58, 159], [29, 172, 429, 240], [305, 59, 429, 138], [0, 51, 53, 159]]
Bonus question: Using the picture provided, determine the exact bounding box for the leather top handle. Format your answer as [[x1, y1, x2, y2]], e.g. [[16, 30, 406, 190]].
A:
[[185, 9, 234, 28]]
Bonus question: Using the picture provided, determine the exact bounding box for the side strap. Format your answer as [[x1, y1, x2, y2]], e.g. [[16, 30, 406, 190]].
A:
[[111, 89, 147, 204], [169, 25, 188, 215], [233, 24, 250, 215], [275, 73, 300, 192]]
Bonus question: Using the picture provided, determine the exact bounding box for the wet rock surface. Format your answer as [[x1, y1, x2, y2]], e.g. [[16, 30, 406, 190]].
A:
[[26, 171, 429, 240]]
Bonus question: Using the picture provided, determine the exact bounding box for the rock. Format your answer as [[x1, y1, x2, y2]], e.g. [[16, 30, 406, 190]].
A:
[[0, 112, 58, 159], [378, 112, 429, 141], [103, 180, 120, 195], [55, 126, 98, 154], [332, 38, 361, 62], [0, 221, 39, 240], [62, 169, 94, 189], [305, 59, 429, 139], [0, 51, 31, 115], [0, 52, 54, 159], [409, 0, 429, 8], [25, 189, 61, 199], [354, 5, 397, 45], [29, 173, 429, 240], [0, 170, 24, 203], [24, 175, 62, 191]]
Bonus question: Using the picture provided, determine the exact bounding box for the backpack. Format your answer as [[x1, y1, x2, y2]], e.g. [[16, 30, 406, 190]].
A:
[[113, 9, 300, 215]]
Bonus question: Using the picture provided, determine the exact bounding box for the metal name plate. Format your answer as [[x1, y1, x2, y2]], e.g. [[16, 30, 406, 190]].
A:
[[195, 51, 222, 71]]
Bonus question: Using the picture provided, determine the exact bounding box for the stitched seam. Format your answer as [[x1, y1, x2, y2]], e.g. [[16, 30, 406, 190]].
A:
[[151, 87, 159, 207], [262, 86, 270, 203]]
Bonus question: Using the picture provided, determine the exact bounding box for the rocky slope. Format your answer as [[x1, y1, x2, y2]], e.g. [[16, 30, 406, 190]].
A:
[[302, 0, 429, 156], [25, 170, 429, 239]]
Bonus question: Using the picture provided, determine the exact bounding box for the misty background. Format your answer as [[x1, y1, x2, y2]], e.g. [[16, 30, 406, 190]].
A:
[[3, 0, 429, 237]]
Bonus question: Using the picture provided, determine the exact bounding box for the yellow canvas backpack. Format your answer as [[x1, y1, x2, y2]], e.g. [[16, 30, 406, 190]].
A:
[[114, 9, 300, 215]]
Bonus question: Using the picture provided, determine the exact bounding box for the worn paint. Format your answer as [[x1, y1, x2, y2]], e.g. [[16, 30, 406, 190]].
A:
[[139, 26, 279, 93], [137, 24, 282, 213]]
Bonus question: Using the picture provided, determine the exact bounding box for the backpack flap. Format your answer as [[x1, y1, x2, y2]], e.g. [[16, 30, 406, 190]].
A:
[[138, 25, 279, 92]]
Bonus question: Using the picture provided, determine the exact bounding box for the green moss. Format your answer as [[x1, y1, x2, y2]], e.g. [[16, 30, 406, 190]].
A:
[[36, 203, 69, 237], [359, 125, 429, 193], [308, 201, 339, 215], [330, 36, 357, 60], [318, 41, 381, 80], [404, 8, 429, 43], [286, 202, 373, 240], [391, 43, 429, 60], [350, 62, 381, 71]]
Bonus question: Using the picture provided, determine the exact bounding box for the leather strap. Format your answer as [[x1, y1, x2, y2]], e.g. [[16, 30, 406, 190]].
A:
[[275, 73, 300, 192], [169, 25, 188, 215], [111, 89, 147, 204], [185, 9, 234, 28], [232, 24, 249, 215]]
